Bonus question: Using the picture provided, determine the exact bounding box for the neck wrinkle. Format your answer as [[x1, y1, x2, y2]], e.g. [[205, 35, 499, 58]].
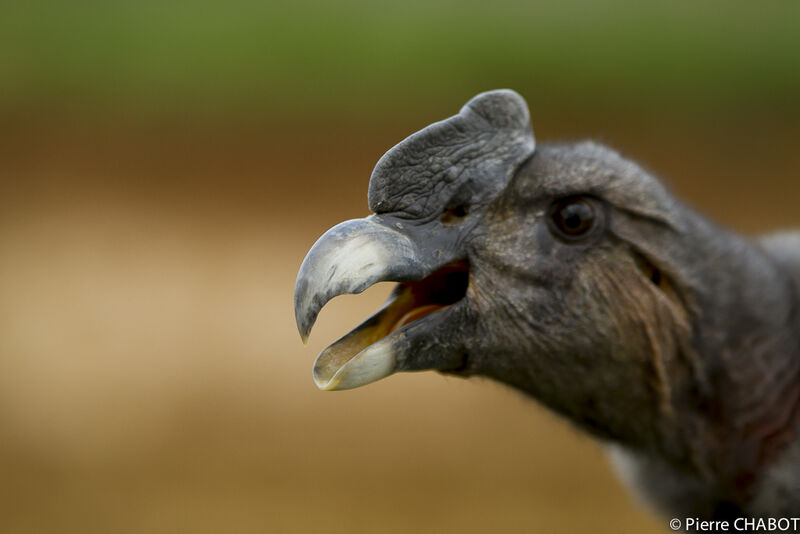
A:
[[678, 230, 800, 500]]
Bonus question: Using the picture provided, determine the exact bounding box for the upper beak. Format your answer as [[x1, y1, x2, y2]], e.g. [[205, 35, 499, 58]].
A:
[[294, 216, 431, 390], [294, 216, 430, 342], [294, 216, 468, 390]]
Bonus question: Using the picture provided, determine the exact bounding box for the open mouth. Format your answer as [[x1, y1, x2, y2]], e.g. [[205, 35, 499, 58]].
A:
[[312, 261, 470, 389]]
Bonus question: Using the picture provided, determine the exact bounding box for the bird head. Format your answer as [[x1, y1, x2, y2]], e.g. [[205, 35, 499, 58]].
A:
[[293, 89, 764, 453], [294, 90, 800, 515]]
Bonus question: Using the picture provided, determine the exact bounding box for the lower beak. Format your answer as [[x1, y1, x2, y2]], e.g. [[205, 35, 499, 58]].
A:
[[312, 286, 429, 390], [312, 262, 468, 390]]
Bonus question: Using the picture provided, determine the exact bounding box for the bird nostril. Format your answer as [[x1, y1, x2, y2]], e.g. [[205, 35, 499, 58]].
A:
[[440, 204, 469, 225]]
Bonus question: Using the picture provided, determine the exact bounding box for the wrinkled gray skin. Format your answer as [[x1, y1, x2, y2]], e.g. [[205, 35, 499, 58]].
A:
[[294, 90, 800, 520]]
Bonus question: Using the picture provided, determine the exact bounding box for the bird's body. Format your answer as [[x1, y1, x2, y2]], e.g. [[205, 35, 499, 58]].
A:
[[294, 90, 800, 519]]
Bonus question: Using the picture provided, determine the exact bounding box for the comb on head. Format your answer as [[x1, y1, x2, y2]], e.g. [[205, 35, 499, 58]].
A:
[[367, 89, 535, 218]]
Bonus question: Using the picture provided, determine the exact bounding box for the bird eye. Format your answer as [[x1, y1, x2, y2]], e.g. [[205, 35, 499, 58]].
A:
[[548, 197, 597, 240]]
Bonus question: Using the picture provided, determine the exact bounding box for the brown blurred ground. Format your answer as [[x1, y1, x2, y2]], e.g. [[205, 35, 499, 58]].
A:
[[0, 109, 798, 533]]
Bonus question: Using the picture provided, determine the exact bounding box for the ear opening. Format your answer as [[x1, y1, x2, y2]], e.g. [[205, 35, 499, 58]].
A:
[[627, 247, 707, 405], [633, 250, 678, 303], [638, 255, 662, 286]]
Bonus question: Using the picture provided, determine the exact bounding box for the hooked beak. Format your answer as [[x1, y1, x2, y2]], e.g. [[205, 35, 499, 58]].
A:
[[294, 216, 468, 390]]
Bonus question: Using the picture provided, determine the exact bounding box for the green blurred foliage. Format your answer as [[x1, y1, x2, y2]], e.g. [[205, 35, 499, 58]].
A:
[[0, 0, 798, 119]]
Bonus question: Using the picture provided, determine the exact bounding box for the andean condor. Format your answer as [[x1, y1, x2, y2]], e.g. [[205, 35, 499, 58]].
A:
[[294, 90, 800, 519]]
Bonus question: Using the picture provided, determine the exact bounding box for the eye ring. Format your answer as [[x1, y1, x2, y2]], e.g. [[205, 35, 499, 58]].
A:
[[548, 197, 598, 241]]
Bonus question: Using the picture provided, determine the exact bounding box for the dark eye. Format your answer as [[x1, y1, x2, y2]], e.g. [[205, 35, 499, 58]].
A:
[[549, 197, 597, 240]]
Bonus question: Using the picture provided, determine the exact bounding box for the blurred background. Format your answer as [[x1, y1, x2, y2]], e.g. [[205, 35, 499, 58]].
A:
[[0, 1, 798, 532]]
